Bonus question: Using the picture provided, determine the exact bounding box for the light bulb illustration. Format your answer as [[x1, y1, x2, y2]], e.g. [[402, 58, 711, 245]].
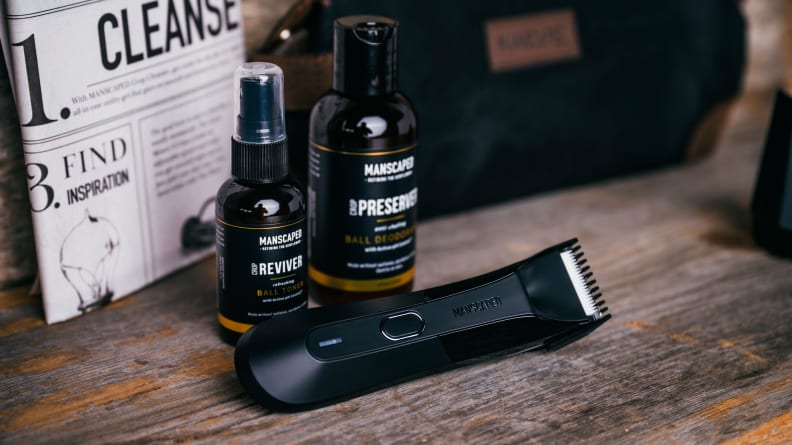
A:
[[59, 209, 120, 314]]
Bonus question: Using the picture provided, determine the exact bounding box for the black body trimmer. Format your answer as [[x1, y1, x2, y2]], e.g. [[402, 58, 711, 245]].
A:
[[235, 239, 610, 410]]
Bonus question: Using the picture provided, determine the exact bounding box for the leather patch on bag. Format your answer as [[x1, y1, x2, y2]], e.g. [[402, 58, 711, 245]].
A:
[[485, 9, 581, 72]]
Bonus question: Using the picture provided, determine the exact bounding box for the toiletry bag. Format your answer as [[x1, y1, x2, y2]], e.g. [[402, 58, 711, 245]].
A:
[[257, 0, 745, 219]]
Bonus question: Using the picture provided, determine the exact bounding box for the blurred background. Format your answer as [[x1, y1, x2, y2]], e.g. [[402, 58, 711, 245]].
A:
[[0, 0, 789, 289]]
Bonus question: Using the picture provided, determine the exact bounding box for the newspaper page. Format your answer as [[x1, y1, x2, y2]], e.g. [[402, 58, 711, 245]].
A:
[[3, 0, 244, 323]]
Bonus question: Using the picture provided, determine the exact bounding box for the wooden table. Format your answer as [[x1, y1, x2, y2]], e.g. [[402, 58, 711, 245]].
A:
[[1, 92, 790, 444]]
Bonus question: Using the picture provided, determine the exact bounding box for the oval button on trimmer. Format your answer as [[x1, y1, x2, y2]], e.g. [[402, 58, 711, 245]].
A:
[[381, 312, 424, 340]]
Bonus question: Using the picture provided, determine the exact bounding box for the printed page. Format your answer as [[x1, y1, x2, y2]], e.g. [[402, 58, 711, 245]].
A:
[[4, 0, 244, 323]]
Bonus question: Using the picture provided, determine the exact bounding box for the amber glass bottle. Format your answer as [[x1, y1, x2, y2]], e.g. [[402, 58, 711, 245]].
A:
[[308, 16, 418, 304], [216, 63, 307, 345]]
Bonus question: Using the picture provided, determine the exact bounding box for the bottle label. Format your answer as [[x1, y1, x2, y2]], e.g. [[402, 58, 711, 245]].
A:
[[216, 217, 307, 333], [308, 141, 417, 292]]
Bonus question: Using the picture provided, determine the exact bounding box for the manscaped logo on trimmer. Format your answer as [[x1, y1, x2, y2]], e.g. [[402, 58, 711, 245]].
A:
[[452, 296, 502, 318]]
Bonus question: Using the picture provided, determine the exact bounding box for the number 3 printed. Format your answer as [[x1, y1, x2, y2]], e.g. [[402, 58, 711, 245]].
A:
[[26, 163, 55, 212]]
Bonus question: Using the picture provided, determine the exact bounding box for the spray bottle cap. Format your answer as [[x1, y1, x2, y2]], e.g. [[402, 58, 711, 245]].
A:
[[333, 16, 398, 97], [232, 62, 288, 182], [234, 62, 286, 144]]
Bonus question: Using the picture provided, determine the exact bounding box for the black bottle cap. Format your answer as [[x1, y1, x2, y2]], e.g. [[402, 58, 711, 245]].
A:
[[333, 15, 398, 97], [232, 63, 288, 182]]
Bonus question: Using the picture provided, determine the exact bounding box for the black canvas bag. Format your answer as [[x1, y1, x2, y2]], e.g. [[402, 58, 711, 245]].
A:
[[272, 0, 745, 219]]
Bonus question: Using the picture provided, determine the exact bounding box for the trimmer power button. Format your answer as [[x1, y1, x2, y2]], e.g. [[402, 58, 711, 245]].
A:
[[381, 312, 424, 340]]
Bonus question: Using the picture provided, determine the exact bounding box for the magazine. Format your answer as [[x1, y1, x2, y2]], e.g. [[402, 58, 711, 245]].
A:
[[0, 0, 244, 323]]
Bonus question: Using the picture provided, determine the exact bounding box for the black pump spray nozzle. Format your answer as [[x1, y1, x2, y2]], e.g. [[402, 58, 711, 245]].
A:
[[231, 62, 289, 182], [234, 63, 286, 144]]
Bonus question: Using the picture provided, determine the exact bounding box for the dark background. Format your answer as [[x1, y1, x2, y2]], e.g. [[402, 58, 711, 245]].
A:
[[298, 0, 745, 219]]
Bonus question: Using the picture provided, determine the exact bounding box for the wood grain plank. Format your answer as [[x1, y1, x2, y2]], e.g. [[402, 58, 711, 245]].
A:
[[1, 90, 789, 444], [721, 411, 792, 445]]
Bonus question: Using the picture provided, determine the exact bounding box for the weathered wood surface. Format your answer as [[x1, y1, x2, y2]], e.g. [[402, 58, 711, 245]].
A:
[[2, 1, 792, 442], [1, 85, 791, 444]]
